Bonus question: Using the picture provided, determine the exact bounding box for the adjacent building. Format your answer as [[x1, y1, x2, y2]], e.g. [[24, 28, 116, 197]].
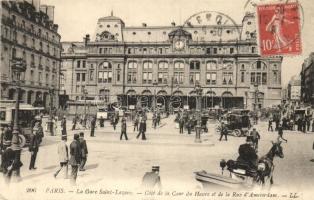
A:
[[300, 52, 314, 106], [287, 75, 301, 105], [1, 0, 62, 108], [61, 11, 283, 113]]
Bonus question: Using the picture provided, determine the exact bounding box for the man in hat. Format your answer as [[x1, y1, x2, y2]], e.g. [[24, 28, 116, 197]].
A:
[[2, 145, 23, 184], [0, 125, 12, 172], [137, 118, 147, 140], [61, 116, 67, 136], [29, 122, 42, 170], [277, 124, 288, 143], [79, 132, 88, 171], [120, 117, 128, 140], [250, 128, 261, 151], [219, 122, 228, 141], [69, 134, 81, 185], [237, 136, 258, 168], [54, 135, 68, 178], [90, 116, 96, 137], [141, 166, 162, 189]]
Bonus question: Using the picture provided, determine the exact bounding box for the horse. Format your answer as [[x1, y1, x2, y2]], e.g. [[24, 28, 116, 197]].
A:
[[256, 141, 284, 187]]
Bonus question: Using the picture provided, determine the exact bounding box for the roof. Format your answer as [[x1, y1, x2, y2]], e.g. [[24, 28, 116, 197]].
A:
[[168, 28, 192, 39], [98, 15, 124, 22]]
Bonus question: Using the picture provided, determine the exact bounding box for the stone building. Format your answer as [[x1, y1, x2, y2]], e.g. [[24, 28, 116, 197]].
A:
[[300, 52, 314, 106], [1, 0, 62, 108], [61, 11, 282, 112]]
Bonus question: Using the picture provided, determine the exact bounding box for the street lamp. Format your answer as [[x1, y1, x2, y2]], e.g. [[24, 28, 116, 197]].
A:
[[82, 88, 88, 127], [254, 83, 259, 111], [47, 88, 55, 136], [153, 80, 158, 112], [11, 57, 26, 179], [195, 82, 203, 143]]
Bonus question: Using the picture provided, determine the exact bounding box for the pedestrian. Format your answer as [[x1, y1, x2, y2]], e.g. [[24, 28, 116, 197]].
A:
[[133, 115, 139, 132], [99, 116, 105, 128], [69, 134, 81, 185], [157, 112, 161, 126], [54, 135, 69, 178], [90, 116, 96, 137], [187, 119, 192, 135], [277, 124, 288, 142], [179, 117, 184, 134], [312, 119, 314, 132], [306, 118, 311, 132], [2, 146, 23, 184], [120, 117, 128, 140], [141, 166, 162, 189], [136, 119, 147, 140], [250, 128, 261, 151], [268, 118, 273, 132], [302, 117, 307, 133], [219, 122, 228, 141], [72, 116, 77, 130], [29, 122, 42, 170], [61, 116, 67, 135], [152, 113, 157, 129], [79, 132, 88, 171], [0, 125, 12, 172]]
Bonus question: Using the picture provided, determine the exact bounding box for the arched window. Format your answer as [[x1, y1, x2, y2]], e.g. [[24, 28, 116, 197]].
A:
[[143, 61, 153, 69], [158, 61, 168, 69], [98, 61, 113, 83], [128, 61, 137, 69], [206, 61, 217, 70], [250, 61, 268, 85], [190, 60, 200, 70], [174, 61, 184, 69]]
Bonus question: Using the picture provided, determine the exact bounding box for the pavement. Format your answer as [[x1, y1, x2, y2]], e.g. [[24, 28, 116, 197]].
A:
[[1, 115, 314, 200]]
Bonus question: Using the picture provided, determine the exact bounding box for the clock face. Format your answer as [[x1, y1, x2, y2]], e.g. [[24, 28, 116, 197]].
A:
[[174, 40, 185, 50]]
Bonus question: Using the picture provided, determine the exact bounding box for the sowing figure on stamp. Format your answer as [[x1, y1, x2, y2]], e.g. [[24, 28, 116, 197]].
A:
[[266, 5, 294, 52]]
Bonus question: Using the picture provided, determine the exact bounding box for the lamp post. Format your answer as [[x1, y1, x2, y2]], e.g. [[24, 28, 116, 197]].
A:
[[11, 57, 26, 179], [47, 88, 55, 136], [254, 83, 259, 111], [82, 88, 88, 127], [195, 82, 203, 143], [153, 80, 158, 112]]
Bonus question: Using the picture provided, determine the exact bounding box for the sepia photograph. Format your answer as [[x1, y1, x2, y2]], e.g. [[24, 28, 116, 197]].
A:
[[0, 0, 313, 199]]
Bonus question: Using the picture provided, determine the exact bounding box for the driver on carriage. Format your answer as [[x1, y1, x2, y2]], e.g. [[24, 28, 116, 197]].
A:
[[237, 136, 258, 169]]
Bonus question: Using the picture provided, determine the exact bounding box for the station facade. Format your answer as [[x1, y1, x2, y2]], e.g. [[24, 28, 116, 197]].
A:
[[61, 11, 282, 112]]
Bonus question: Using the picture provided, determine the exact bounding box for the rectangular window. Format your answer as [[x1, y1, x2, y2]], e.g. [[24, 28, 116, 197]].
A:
[[38, 72, 42, 83], [241, 71, 245, 83], [256, 72, 261, 84], [76, 73, 80, 82], [99, 48, 102, 54], [212, 73, 217, 85], [108, 71, 112, 83], [82, 73, 86, 82], [213, 48, 217, 54], [98, 72, 103, 83], [273, 71, 278, 84], [262, 72, 267, 85], [117, 70, 120, 82], [252, 46, 256, 53], [230, 48, 234, 54], [89, 70, 94, 81], [158, 48, 162, 54], [223, 72, 233, 85], [82, 61, 86, 68], [103, 72, 108, 83], [143, 48, 147, 54], [251, 72, 256, 84], [76, 85, 80, 93], [206, 48, 211, 54], [77, 60, 81, 68]]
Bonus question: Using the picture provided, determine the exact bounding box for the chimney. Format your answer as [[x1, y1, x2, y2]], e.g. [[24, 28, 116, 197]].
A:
[[84, 34, 90, 46], [171, 22, 176, 27], [32, 0, 41, 12], [142, 23, 147, 27]]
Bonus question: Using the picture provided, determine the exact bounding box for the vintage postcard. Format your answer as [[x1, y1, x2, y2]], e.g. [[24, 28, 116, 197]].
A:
[[0, 0, 313, 200]]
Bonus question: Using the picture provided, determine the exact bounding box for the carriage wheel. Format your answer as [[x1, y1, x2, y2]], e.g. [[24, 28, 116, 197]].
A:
[[234, 129, 242, 137], [19, 134, 26, 148]]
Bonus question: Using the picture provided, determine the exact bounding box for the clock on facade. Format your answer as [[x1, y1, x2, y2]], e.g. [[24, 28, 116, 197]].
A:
[[174, 40, 185, 50]]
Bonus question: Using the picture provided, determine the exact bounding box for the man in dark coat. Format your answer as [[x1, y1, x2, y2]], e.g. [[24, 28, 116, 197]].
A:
[[250, 128, 261, 150], [72, 116, 77, 130], [237, 136, 258, 168], [219, 122, 228, 141], [61, 116, 67, 135], [90, 116, 96, 137], [29, 122, 42, 170], [2, 146, 23, 184], [268, 118, 273, 132], [0, 125, 12, 172], [179, 117, 184, 134], [120, 117, 128, 140], [69, 134, 81, 185], [141, 166, 162, 189], [137, 119, 147, 140], [79, 132, 88, 171], [99, 116, 105, 128]]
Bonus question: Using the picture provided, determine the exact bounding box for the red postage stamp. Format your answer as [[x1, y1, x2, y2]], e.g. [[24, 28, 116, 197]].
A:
[[256, 2, 302, 56]]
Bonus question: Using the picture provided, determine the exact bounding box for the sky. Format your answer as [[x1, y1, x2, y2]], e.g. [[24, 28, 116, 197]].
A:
[[40, 0, 314, 86]]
